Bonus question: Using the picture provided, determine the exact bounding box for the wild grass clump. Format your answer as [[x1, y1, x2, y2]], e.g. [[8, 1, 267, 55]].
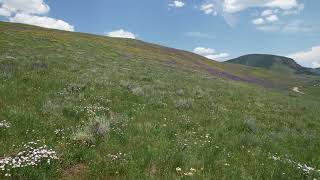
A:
[[176, 89, 185, 96], [73, 116, 110, 145], [131, 87, 144, 96], [120, 80, 144, 96], [73, 128, 95, 145], [193, 87, 206, 99], [243, 116, 257, 133], [32, 62, 48, 72], [92, 116, 110, 137], [174, 98, 193, 109], [119, 80, 134, 90]]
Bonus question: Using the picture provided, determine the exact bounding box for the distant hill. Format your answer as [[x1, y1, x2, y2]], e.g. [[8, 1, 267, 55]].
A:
[[226, 54, 319, 75], [310, 68, 320, 74]]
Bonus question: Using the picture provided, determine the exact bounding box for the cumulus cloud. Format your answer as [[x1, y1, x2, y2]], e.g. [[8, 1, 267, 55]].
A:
[[288, 46, 320, 68], [194, 47, 215, 55], [252, 18, 265, 25], [0, 0, 49, 15], [193, 47, 229, 61], [106, 29, 136, 39], [261, 9, 273, 17], [185, 32, 215, 39], [252, 13, 278, 25], [200, 3, 217, 15], [250, 2, 307, 33], [0, 6, 11, 16], [0, 0, 74, 31], [265, 14, 278, 22], [9, 13, 74, 31], [223, 0, 299, 13], [169, 1, 185, 8]]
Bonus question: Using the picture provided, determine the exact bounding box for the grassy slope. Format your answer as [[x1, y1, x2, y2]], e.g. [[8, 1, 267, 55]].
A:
[[1, 22, 320, 179]]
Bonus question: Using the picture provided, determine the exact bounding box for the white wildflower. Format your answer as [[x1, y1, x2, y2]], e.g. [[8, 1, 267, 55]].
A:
[[0, 120, 11, 129]]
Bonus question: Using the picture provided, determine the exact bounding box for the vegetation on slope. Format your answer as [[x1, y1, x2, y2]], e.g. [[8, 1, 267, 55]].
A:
[[226, 54, 319, 75], [1, 22, 320, 179]]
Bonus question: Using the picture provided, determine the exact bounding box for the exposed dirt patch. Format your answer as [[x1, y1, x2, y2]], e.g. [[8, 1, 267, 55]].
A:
[[61, 163, 88, 180]]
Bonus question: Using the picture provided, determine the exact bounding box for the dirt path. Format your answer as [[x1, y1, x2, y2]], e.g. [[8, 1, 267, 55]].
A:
[[293, 87, 305, 94]]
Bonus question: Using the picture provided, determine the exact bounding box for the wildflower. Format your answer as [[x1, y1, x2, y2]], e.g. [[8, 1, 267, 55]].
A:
[[0, 141, 58, 174], [190, 168, 196, 172], [176, 167, 182, 172], [184, 172, 193, 176], [0, 120, 11, 129]]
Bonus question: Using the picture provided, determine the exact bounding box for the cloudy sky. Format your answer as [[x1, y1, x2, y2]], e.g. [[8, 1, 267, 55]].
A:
[[0, 0, 319, 68]]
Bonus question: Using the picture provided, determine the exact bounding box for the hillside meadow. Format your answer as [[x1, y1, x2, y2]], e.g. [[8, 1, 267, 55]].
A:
[[1, 22, 320, 179]]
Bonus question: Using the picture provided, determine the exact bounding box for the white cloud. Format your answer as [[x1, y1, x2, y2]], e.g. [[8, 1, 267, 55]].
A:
[[312, 62, 320, 68], [169, 1, 185, 8], [0, 0, 74, 31], [261, 9, 273, 17], [0, 6, 11, 16], [223, 0, 299, 13], [266, 0, 298, 10], [193, 47, 229, 61], [206, 53, 230, 60], [0, 0, 49, 15], [200, 3, 217, 15], [288, 46, 320, 68], [194, 47, 215, 55], [9, 13, 74, 31], [185, 32, 215, 39], [282, 3, 304, 15], [252, 18, 265, 25], [265, 14, 278, 22], [281, 20, 313, 33], [252, 10, 278, 27], [257, 20, 314, 33], [106, 29, 136, 39]]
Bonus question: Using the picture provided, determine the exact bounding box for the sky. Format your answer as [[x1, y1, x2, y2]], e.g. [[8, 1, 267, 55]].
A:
[[0, 0, 319, 68]]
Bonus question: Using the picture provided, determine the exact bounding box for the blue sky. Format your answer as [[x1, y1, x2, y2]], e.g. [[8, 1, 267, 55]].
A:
[[0, 0, 319, 67]]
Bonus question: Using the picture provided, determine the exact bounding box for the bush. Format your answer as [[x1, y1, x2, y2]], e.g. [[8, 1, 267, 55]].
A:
[[73, 128, 95, 145], [91, 116, 110, 137], [73, 116, 110, 145]]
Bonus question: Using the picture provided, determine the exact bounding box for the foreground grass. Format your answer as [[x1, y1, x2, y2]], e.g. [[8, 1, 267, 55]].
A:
[[1, 22, 320, 179]]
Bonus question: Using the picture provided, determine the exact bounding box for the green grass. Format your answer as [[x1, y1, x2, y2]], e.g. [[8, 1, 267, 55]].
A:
[[1, 22, 320, 179]]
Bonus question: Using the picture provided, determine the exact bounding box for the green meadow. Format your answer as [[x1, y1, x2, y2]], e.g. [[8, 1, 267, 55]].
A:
[[1, 22, 320, 179]]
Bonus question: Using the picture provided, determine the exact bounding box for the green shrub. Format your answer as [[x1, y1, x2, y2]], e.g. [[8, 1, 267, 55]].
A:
[[73, 116, 110, 145]]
